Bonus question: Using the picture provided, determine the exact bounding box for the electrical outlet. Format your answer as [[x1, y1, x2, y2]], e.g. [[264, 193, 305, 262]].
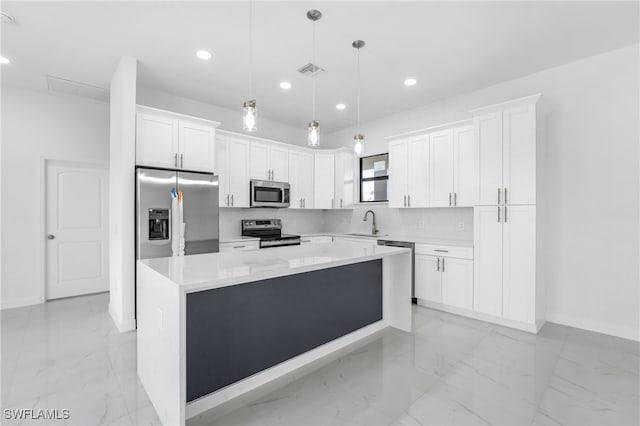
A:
[[458, 222, 465, 231], [418, 220, 425, 229]]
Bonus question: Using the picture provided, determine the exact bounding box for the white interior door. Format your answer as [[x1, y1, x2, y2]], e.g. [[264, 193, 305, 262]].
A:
[[46, 161, 109, 300]]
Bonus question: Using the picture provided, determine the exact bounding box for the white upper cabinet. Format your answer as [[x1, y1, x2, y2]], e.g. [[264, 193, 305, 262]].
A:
[[334, 151, 355, 209], [179, 121, 216, 172], [453, 125, 475, 207], [136, 112, 179, 169], [388, 139, 408, 208], [216, 134, 250, 208], [289, 149, 314, 209], [503, 104, 536, 205], [429, 129, 455, 207], [250, 142, 289, 182], [388, 135, 428, 208], [314, 153, 335, 209], [136, 107, 219, 172], [473, 94, 539, 206]]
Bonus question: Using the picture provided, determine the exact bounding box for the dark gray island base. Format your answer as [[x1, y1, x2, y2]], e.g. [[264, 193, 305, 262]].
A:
[[186, 259, 383, 402]]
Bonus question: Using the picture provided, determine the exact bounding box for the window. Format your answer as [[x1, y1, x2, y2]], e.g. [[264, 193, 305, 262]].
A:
[[359, 153, 389, 202]]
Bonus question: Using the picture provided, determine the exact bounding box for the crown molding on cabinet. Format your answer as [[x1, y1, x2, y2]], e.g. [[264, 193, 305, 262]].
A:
[[384, 118, 473, 141], [469, 93, 542, 115], [137, 105, 221, 128]]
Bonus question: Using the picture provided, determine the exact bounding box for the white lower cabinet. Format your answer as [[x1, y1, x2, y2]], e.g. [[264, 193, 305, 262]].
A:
[[474, 205, 536, 324], [219, 241, 260, 252], [415, 248, 473, 310]]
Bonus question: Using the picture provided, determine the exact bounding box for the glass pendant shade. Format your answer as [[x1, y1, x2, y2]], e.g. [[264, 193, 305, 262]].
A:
[[353, 134, 364, 156], [308, 120, 320, 147], [243, 100, 257, 132]]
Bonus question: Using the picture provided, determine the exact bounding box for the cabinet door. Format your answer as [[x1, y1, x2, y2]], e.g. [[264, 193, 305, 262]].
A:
[[228, 138, 250, 208], [406, 135, 429, 208], [300, 151, 314, 208], [136, 113, 178, 169], [270, 146, 289, 182], [502, 205, 536, 324], [314, 153, 335, 209], [334, 152, 355, 209], [475, 112, 503, 205], [215, 135, 230, 206], [250, 142, 270, 180], [415, 254, 442, 303], [503, 104, 536, 205], [473, 206, 503, 316], [429, 130, 454, 207], [179, 120, 215, 172], [453, 125, 475, 207], [289, 150, 306, 209], [388, 139, 407, 208], [442, 257, 474, 310]]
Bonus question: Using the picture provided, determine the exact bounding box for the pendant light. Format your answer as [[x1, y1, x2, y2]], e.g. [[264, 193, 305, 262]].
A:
[[243, 0, 257, 132], [352, 40, 365, 156], [307, 9, 322, 147]]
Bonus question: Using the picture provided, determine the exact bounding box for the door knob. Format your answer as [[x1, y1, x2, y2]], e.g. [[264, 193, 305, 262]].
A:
[[47, 234, 55, 240]]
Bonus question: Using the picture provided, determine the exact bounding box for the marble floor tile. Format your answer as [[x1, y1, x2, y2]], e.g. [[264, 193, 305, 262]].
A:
[[3, 295, 639, 426]]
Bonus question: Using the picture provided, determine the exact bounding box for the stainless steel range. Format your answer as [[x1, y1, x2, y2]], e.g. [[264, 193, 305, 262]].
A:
[[241, 219, 301, 248]]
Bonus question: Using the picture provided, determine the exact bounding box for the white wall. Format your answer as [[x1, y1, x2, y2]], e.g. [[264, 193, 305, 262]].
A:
[[137, 86, 308, 147], [108, 57, 137, 331], [0, 87, 110, 309], [325, 45, 640, 340]]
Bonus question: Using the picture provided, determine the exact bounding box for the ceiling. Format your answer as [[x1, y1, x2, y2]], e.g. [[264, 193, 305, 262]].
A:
[[2, 1, 638, 133]]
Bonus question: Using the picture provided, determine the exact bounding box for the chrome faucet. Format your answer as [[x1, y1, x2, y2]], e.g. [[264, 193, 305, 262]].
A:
[[362, 210, 379, 235]]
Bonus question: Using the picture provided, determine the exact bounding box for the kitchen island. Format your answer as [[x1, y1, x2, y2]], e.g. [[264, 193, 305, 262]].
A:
[[137, 241, 412, 426]]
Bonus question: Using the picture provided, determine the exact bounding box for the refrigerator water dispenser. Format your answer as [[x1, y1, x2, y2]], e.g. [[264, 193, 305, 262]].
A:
[[148, 208, 170, 240]]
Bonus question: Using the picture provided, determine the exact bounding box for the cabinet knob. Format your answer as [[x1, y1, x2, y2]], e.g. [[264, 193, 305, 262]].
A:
[[47, 234, 55, 240]]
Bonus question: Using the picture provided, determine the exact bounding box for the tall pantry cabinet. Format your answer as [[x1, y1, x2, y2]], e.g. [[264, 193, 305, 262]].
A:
[[471, 94, 541, 331]]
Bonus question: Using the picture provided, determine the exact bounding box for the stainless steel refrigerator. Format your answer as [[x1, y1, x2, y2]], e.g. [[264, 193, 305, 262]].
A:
[[136, 167, 220, 260]]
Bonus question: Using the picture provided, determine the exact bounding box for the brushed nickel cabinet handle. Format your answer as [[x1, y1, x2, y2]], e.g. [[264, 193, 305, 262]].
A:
[[437, 257, 440, 272], [449, 193, 452, 206], [231, 194, 234, 206], [434, 249, 449, 253], [174, 153, 178, 168], [332, 199, 334, 208], [442, 258, 445, 272], [340, 198, 343, 208], [504, 187, 508, 204], [498, 187, 501, 205], [498, 205, 501, 222], [226, 194, 230, 206], [303, 198, 306, 208], [180, 153, 183, 168], [504, 206, 507, 222], [408, 195, 411, 207], [403, 195, 407, 207], [454, 192, 457, 206], [233, 245, 245, 249]]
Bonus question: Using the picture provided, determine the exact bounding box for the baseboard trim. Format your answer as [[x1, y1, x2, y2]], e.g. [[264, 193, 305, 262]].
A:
[[416, 299, 541, 333], [109, 303, 136, 332], [0, 296, 42, 310], [545, 312, 640, 342]]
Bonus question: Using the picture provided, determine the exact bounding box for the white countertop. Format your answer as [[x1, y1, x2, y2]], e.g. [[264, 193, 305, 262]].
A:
[[219, 235, 260, 244], [139, 241, 410, 292]]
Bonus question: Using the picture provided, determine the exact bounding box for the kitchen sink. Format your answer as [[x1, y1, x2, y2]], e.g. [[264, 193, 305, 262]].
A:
[[346, 233, 389, 238]]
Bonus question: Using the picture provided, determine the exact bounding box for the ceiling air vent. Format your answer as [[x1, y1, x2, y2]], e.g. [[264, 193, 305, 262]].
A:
[[47, 75, 109, 102], [297, 63, 325, 77]]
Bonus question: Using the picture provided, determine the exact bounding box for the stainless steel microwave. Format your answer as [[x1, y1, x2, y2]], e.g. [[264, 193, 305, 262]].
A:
[[250, 180, 290, 208]]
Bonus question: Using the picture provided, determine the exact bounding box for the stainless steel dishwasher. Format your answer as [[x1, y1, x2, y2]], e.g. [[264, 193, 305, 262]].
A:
[[377, 239, 416, 304]]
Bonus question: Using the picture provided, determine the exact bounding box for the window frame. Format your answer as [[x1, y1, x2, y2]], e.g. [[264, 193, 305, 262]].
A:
[[359, 153, 389, 203]]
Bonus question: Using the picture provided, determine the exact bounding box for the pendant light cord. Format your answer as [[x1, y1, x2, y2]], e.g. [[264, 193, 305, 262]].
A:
[[249, 0, 253, 100], [357, 47, 361, 135], [312, 19, 316, 121]]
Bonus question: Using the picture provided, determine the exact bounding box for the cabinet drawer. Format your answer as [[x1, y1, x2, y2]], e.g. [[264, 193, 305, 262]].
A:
[[219, 241, 260, 252], [415, 244, 473, 260]]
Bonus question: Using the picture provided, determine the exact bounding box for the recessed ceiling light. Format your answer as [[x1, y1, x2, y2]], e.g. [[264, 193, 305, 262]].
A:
[[336, 103, 346, 111], [196, 50, 212, 61], [279, 81, 292, 90], [404, 78, 417, 87], [0, 56, 10, 64]]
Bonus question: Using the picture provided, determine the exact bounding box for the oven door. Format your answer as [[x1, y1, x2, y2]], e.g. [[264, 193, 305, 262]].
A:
[[250, 180, 290, 208]]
